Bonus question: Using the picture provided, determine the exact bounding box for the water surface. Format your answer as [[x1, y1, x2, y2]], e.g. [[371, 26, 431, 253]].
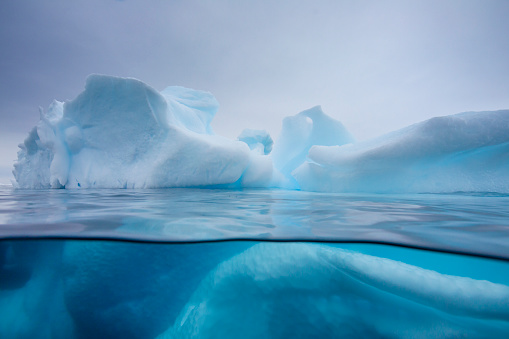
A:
[[1, 186, 509, 338], [1, 187, 508, 259]]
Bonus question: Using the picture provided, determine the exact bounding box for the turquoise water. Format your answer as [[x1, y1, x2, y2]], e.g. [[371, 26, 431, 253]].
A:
[[1, 187, 508, 338]]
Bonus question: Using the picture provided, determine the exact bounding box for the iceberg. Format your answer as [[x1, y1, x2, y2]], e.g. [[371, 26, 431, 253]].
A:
[[2, 240, 508, 338], [13, 75, 253, 189], [271, 105, 354, 180], [295, 110, 509, 193], [12, 75, 509, 193]]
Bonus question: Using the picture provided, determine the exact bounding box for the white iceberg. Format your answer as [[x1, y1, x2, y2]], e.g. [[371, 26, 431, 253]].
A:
[[13, 75, 509, 193], [295, 110, 509, 193], [14, 75, 253, 189]]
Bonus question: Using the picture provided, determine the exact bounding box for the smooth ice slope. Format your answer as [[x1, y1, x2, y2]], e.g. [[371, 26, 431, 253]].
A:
[[13, 75, 254, 189], [295, 110, 509, 193]]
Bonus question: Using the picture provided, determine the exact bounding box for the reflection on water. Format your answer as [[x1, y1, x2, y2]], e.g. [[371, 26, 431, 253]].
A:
[[1, 187, 509, 259]]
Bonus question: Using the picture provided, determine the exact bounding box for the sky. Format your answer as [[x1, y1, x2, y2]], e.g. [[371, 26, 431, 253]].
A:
[[1, 0, 509, 183]]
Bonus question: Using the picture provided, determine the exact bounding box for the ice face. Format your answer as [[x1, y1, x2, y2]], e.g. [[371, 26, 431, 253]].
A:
[[270, 105, 354, 180], [12, 75, 509, 193], [159, 86, 219, 135], [237, 129, 273, 155], [13, 75, 251, 189]]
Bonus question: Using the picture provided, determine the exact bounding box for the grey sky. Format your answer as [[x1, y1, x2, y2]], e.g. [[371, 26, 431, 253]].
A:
[[1, 0, 509, 183]]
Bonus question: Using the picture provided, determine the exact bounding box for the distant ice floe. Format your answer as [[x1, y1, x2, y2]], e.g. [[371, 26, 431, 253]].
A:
[[13, 75, 509, 193]]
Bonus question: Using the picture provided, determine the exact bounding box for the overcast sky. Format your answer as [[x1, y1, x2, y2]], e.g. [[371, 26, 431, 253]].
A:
[[1, 0, 509, 183]]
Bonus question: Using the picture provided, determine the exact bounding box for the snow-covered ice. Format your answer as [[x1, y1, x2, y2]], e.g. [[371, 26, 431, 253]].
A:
[[12, 75, 509, 193], [14, 75, 252, 189], [295, 110, 509, 192]]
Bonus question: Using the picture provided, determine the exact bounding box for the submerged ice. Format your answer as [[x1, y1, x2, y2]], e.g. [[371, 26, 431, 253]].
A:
[[163, 243, 509, 338], [1, 241, 508, 338], [13, 75, 509, 193]]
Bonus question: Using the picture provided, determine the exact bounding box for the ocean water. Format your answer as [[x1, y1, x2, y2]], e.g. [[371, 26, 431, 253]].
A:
[[1, 186, 508, 338]]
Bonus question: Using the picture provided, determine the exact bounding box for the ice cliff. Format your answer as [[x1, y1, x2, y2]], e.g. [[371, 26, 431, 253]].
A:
[[14, 75, 252, 189], [13, 75, 509, 193]]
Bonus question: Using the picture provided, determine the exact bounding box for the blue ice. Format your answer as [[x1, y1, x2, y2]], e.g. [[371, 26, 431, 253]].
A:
[[1, 241, 508, 338]]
